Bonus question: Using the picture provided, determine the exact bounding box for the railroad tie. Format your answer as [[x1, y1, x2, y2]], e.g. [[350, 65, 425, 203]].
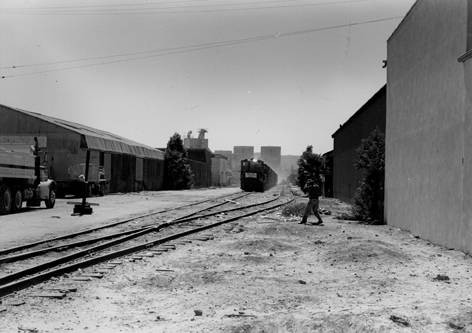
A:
[[151, 249, 168, 253], [80, 273, 104, 279], [2, 300, 25, 306], [28, 292, 66, 299], [192, 237, 212, 241], [70, 276, 93, 282], [94, 269, 111, 274], [46, 285, 77, 292]]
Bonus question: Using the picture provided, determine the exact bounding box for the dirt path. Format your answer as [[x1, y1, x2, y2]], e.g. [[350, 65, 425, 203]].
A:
[[1, 198, 471, 332]]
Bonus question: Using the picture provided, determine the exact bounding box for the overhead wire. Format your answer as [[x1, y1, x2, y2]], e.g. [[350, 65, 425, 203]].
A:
[[1, 16, 402, 79], [0, 0, 371, 15], [1, 0, 296, 10]]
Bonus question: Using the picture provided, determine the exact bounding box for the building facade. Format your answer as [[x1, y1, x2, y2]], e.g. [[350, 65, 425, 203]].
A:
[[0, 105, 164, 195], [386, 0, 472, 252], [331, 85, 386, 203], [260, 146, 281, 172], [232, 146, 254, 169], [187, 148, 213, 188], [211, 154, 232, 187]]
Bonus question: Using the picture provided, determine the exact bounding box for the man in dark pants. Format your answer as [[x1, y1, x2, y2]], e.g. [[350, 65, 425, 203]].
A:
[[299, 180, 323, 225]]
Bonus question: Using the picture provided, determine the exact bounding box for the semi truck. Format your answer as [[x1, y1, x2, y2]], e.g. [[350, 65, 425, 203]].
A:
[[0, 137, 56, 214]]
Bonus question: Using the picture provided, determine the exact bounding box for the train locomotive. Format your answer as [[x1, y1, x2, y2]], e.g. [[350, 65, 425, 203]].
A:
[[240, 159, 278, 192]]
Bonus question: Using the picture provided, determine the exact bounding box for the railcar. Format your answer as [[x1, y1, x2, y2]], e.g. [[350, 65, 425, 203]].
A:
[[240, 159, 278, 192]]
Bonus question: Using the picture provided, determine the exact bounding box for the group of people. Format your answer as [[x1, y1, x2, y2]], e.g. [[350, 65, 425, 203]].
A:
[[299, 179, 324, 225]]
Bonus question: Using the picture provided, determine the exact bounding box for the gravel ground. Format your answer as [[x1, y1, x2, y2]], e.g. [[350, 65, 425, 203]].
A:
[[0, 187, 240, 249], [1, 196, 472, 332]]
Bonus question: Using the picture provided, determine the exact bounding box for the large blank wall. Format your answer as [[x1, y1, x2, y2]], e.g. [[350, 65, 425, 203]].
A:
[[386, 0, 470, 251]]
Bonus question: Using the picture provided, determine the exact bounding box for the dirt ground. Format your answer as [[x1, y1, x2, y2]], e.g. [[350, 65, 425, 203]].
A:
[[0, 187, 240, 249], [1, 196, 472, 332]]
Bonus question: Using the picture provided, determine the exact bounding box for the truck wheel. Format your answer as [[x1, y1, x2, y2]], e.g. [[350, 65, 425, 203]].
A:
[[45, 188, 56, 209], [12, 189, 23, 212], [0, 185, 12, 214]]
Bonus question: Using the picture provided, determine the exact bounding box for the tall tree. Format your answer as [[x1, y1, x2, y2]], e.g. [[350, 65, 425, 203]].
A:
[[164, 133, 193, 190], [352, 128, 385, 224], [297, 145, 323, 193]]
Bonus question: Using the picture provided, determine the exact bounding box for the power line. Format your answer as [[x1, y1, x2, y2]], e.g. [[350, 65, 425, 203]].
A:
[[0, 37, 270, 70], [1, 0, 295, 10], [1, 16, 402, 79], [0, 0, 370, 15]]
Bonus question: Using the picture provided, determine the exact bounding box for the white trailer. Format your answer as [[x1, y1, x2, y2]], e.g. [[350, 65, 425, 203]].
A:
[[0, 137, 56, 214]]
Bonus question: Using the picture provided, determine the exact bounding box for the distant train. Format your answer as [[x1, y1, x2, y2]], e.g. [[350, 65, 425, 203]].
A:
[[240, 159, 278, 192]]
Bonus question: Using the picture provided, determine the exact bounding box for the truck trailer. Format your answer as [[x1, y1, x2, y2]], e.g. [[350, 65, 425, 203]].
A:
[[0, 137, 56, 214]]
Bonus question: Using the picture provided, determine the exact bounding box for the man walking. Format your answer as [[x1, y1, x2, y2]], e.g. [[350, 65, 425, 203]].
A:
[[299, 179, 323, 225]]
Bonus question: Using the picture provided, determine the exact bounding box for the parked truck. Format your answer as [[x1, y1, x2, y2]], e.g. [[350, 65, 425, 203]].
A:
[[0, 137, 56, 214]]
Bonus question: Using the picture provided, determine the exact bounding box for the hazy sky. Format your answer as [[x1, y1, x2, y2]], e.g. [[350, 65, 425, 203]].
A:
[[0, 0, 415, 155]]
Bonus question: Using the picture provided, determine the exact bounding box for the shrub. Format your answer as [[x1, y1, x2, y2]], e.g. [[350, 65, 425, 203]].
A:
[[163, 133, 193, 190], [297, 145, 323, 193], [352, 128, 385, 224]]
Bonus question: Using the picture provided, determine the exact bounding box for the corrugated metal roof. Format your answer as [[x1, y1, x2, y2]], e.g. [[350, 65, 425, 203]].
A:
[[5, 105, 164, 160]]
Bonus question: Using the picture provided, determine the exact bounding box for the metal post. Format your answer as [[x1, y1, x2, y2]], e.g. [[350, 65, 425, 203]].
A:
[[73, 149, 93, 215], [82, 149, 90, 206]]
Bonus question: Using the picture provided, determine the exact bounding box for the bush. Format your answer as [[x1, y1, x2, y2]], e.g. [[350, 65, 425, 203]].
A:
[[352, 128, 385, 224], [163, 133, 193, 190], [297, 145, 323, 193]]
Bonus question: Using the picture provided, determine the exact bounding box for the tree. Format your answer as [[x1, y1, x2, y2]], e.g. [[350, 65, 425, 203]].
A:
[[297, 145, 324, 193], [352, 128, 385, 224], [163, 133, 193, 190]]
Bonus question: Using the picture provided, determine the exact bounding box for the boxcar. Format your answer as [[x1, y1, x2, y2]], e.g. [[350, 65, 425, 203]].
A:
[[240, 159, 278, 192]]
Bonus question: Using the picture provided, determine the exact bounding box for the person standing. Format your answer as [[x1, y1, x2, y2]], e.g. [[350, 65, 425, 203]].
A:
[[299, 179, 323, 225]]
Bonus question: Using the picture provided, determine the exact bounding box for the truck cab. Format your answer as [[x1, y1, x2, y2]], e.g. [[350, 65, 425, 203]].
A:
[[0, 137, 56, 214]]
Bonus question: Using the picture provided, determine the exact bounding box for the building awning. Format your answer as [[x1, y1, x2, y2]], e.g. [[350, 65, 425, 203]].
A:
[[8, 106, 164, 160], [83, 135, 163, 159]]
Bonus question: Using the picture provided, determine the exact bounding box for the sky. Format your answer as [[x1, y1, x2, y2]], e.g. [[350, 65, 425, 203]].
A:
[[0, 0, 415, 155]]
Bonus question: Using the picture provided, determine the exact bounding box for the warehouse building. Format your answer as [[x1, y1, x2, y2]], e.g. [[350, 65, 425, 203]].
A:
[[386, 0, 472, 252], [322, 150, 333, 198], [214, 150, 233, 164], [211, 154, 232, 187], [187, 148, 213, 188], [0, 104, 164, 195], [331, 85, 386, 202]]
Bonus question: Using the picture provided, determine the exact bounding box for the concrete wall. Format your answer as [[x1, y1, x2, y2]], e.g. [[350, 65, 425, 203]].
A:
[[260, 146, 281, 172], [386, 0, 469, 251], [211, 156, 230, 187], [232, 146, 254, 183], [332, 86, 386, 203], [233, 146, 254, 167]]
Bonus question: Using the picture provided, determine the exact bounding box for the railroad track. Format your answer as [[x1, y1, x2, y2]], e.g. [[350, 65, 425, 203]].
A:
[[0, 188, 293, 298], [0, 190, 248, 257]]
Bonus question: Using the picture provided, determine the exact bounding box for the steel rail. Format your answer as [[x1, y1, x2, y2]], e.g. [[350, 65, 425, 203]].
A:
[[0, 192, 250, 264], [0, 190, 243, 256], [0, 194, 281, 285], [0, 197, 293, 297]]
